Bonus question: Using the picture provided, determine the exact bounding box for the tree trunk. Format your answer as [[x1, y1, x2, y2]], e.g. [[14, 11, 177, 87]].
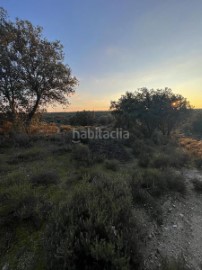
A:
[[26, 96, 40, 127]]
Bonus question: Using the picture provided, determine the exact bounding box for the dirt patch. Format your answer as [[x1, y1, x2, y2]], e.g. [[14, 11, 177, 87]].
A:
[[143, 169, 202, 270]]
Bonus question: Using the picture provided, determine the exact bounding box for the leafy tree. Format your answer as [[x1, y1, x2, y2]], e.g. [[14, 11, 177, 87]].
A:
[[0, 8, 77, 125], [111, 88, 191, 136]]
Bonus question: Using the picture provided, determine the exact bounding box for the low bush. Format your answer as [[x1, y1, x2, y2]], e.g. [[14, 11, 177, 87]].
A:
[[44, 176, 142, 269], [98, 114, 114, 125], [50, 144, 72, 155], [152, 153, 171, 169], [30, 171, 60, 186], [166, 171, 186, 194], [131, 184, 163, 224], [132, 139, 152, 157], [190, 111, 202, 136], [162, 147, 190, 168], [192, 178, 202, 192], [161, 256, 190, 270], [88, 139, 131, 162], [104, 159, 119, 171], [0, 171, 27, 187], [69, 110, 95, 126], [0, 184, 38, 227], [72, 143, 92, 165], [131, 168, 186, 198], [138, 153, 151, 168], [11, 133, 31, 148], [8, 148, 44, 164], [195, 158, 202, 169]]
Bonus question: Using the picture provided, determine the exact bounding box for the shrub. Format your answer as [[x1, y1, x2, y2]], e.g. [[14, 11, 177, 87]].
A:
[[30, 171, 59, 186], [88, 139, 131, 162], [131, 139, 149, 156], [72, 143, 92, 165], [192, 178, 202, 192], [104, 159, 119, 171], [165, 170, 186, 194], [138, 153, 151, 168], [44, 177, 142, 269], [131, 168, 186, 198], [50, 144, 72, 155], [190, 112, 202, 136], [69, 110, 95, 126], [0, 171, 27, 187], [98, 114, 114, 125], [152, 153, 171, 168], [162, 147, 190, 168], [131, 184, 163, 224], [195, 158, 202, 169], [12, 133, 31, 148], [0, 184, 38, 227], [141, 168, 167, 196], [8, 148, 44, 164], [161, 256, 190, 270]]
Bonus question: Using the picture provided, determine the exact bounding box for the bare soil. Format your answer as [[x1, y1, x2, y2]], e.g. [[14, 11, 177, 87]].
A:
[[143, 169, 202, 270]]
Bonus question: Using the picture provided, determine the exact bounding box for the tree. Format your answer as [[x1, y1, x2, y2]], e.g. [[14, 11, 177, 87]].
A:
[[0, 8, 78, 125], [110, 88, 191, 136]]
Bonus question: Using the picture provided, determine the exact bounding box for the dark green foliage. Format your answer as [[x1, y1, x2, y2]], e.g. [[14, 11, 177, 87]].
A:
[[0, 8, 77, 124], [190, 111, 202, 136], [142, 168, 186, 196], [0, 227, 15, 256], [98, 114, 114, 125], [8, 148, 44, 164], [44, 177, 142, 270], [88, 139, 131, 162], [104, 159, 119, 171], [129, 168, 186, 224], [151, 146, 190, 169], [11, 133, 31, 148], [30, 171, 60, 186], [131, 185, 163, 224], [138, 153, 151, 168], [195, 158, 202, 169], [111, 88, 191, 136], [152, 153, 171, 169], [70, 110, 95, 126], [72, 143, 93, 165], [192, 178, 202, 192], [166, 172, 186, 194], [0, 190, 37, 227]]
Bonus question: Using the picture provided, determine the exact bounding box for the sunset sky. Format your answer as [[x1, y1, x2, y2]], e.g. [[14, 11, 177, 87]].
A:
[[1, 0, 202, 111]]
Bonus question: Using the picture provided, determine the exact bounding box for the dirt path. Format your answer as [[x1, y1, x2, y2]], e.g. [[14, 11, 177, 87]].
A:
[[143, 169, 202, 270]]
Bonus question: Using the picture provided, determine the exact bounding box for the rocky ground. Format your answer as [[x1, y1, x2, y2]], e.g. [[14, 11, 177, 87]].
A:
[[143, 169, 202, 270]]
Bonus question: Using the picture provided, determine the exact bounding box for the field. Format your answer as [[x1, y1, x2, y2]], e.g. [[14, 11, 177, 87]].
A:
[[0, 110, 202, 269]]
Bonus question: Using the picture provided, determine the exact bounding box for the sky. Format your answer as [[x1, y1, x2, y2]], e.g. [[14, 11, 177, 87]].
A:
[[1, 0, 202, 111]]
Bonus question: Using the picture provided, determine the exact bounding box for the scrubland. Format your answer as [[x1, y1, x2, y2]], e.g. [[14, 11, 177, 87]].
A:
[[0, 111, 202, 270]]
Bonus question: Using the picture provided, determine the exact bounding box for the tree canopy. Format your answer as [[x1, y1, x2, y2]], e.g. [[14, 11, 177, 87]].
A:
[[111, 88, 191, 136], [0, 8, 78, 124]]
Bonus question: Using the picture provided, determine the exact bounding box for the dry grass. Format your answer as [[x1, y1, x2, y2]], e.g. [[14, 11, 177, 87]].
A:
[[28, 123, 60, 135], [179, 137, 202, 157], [60, 125, 73, 132]]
